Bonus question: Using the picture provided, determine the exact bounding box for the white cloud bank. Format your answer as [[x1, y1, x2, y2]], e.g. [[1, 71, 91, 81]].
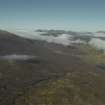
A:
[[93, 32, 105, 37], [89, 38, 105, 52], [9, 30, 105, 52], [0, 54, 36, 60], [10, 30, 85, 46]]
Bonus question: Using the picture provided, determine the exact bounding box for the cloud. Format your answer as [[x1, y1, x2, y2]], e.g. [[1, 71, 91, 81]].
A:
[[0, 54, 36, 60], [89, 38, 105, 52], [9, 30, 86, 46], [46, 34, 72, 46], [93, 32, 105, 37]]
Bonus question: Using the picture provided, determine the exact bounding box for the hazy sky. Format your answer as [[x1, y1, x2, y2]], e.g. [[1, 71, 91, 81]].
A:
[[0, 0, 105, 31]]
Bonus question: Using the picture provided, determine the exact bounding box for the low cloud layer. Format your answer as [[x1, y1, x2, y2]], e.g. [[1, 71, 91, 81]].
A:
[[9, 30, 105, 53], [10, 30, 85, 46], [93, 32, 105, 37], [0, 54, 36, 60], [89, 38, 105, 52]]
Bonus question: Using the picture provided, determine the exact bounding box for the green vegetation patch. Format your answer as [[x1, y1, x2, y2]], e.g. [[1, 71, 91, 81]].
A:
[[14, 71, 105, 105], [79, 45, 105, 64]]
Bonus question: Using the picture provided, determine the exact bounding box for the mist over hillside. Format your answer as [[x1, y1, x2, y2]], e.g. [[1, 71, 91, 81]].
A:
[[8, 29, 105, 52], [89, 38, 105, 53]]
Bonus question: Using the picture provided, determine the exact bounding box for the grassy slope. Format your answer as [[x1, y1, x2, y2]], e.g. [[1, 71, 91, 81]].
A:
[[79, 45, 105, 64], [13, 45, 105, 105], [14, 72, 105, 105]]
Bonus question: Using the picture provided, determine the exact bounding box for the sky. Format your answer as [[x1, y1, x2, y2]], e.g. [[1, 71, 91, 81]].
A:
[[0, 0, 105, 31]]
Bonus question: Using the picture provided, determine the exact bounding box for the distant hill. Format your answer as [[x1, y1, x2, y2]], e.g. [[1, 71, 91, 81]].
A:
[[0, 30, 38, 55]]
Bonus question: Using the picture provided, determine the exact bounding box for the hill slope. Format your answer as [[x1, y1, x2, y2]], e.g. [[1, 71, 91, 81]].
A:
[[0, 30, 105, 105], [0, 30, 38, 55]]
